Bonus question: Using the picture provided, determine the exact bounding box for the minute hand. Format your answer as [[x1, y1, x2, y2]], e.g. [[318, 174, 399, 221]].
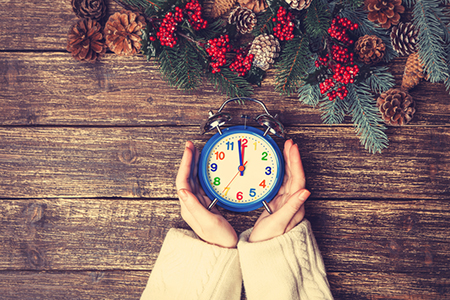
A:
[[238, 140, 245, 176]]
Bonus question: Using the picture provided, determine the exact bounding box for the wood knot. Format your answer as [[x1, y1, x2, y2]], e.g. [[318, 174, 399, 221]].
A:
[[118, 145, 137, 164], [27, 247, 46, 268], [26, 203, 46, 225]]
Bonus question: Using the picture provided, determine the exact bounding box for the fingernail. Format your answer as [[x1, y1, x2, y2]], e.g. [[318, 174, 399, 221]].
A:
[[185, 141, 190, 148], [298, 189, 310, 200], [178, 189, 189, 201]]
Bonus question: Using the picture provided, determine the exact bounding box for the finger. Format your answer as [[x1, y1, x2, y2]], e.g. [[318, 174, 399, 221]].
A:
[[286, 143, 306, 192], [269, 189, 310, 227], [176, 142, 195, 192], [179, 188, 216, 225], [283, 139, 294, 184]]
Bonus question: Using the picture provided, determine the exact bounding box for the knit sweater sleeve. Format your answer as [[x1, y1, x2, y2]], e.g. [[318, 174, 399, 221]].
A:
[[237, 219, 334, 300], [140, 228, 242, 300]]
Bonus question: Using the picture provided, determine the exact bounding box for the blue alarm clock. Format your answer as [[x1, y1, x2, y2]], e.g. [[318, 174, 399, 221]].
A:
[[198, 98, 286, 213]]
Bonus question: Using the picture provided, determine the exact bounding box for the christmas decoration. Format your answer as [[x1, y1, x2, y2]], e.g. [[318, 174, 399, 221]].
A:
[[67, 18, 106, 62], [285, 0, 312, 11], [238, 0, 268, 13], [228, 6, 257, 34], [390, 22, 418, 56], [401, 52, 426, 90], [365, 0, 405, 29], [354, 35, 386, 64], [248, 33, 280, 71], [105, 10, 147, 55], [204, 0, 236, 18], [71, 0, 107, 21], [377, 88, 415, 126]]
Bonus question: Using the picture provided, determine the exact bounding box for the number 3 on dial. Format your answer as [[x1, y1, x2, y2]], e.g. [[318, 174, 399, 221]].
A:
[[198, 126, 284, 212]]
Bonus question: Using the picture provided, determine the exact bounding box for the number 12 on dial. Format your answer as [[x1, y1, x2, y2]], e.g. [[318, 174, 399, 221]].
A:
[[198, 126, 284, 212]]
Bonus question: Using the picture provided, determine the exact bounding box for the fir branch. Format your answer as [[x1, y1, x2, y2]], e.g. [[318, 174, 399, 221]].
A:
[[348, 83, 388, 154], [253, 6, 278, 35], [304, 0, 332, 38], [319, 96, 348, 124], [339, 8, 397, 62], [413, 0, 449, 83], [206, 68, 254, 97], [342, 0, 365, 10], [298, 81, 322, 107], [402, 0, 416, 8], [364, 66, 396, 94], [274, 36, 312, 96]]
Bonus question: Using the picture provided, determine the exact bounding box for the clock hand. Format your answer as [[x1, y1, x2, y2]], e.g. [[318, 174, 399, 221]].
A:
[[223, 160, 248, 193], [238, 140, 244, 176]]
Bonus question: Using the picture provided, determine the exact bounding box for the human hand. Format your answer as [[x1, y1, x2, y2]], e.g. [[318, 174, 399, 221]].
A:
[[249, 139, 310, 243], [176, 141, 238, 248]]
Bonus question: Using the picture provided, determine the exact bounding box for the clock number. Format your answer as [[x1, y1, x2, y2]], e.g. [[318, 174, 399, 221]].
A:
[[253, 142, 257, 150], [223, 187, 230, 196], [261, 151, 268, 161], [259, 180, 266, 188], [210, 163, 218, 172], [215, 151, 225, 160], [213, 177, 221, 186], [226, 141, 234, 151], [265, 166, 272, 175], [236, 191, 243, 201], [249, 188, 256, 197], [239, 138, 248, 147]]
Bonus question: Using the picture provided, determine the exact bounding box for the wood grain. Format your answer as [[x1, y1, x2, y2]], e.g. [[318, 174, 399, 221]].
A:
[[0, 126, 448, 199], [1, 53, 449, 126], [1, 198, 449, 273]]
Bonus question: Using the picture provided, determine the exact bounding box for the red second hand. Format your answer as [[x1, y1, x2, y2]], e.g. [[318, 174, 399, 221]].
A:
[[222, 161, 248, 193]]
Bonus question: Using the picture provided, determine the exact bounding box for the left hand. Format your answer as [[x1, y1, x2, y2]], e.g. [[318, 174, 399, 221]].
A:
[[176, 141, 238, 248]]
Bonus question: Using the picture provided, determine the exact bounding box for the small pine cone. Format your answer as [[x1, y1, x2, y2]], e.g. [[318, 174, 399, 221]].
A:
[[203, 0, 236, 18], [365, 0, 404, 29], [390, 22, 418, 56], [105, 10, 147, 56], [377, 88, 415, 126], [248, 34, 281, 71], [355, 35, 386, 65], [238, 0, 268, 13], [401, 52, 426, 90], [228, 6, 257, 34], [285, 0, 312, 10], [67, 18, 106, 63], [71, 0, 107, 21]]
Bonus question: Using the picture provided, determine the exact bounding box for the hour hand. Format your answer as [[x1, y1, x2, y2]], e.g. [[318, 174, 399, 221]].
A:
[[238, 140, 245, 176]]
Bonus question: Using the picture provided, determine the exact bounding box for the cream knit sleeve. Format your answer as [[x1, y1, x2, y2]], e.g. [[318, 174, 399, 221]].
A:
[[238, 219, 334, 300], [140, 228, 242, 300]]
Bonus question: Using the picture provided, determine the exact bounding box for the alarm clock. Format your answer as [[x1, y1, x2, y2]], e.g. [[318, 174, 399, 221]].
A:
[[198, 98, 286, 213]]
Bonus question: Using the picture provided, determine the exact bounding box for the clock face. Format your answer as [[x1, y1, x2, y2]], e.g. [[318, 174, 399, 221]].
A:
[[199, 126, 284, 212]]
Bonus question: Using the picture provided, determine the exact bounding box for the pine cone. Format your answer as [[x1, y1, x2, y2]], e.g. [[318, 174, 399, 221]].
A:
[[365, 0, 404, 29], [248, 34, 281, 71], [355, 35, 386, 64], [401, 52, 426, 90], [67, 18, 106, 63], [228, 6, 257, 34], [203, 0, 236, 18], [238, 0, 268, 13], [105, 10, 147, 56], [377, 88, 415, 126], [390, 22, 418, 56], [285, 0, 312, 10], [71, 0, 107, 21]]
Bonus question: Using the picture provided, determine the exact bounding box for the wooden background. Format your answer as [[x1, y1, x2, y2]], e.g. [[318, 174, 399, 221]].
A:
[[1, 1, 449, 299]]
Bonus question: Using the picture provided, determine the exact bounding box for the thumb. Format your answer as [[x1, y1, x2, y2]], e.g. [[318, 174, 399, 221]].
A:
[[178, 189, 212, 223], [271, 189, 310, 222]]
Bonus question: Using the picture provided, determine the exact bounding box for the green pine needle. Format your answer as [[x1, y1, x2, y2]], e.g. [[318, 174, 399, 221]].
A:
[[364, 66, 396, 94], [304, 1, 332, 38], [319, 96, 348, 125], [206, 68, 254, 98], [275, 36, 312, 96], [298, 82, 321, 107], [348, 83, 389, 154]]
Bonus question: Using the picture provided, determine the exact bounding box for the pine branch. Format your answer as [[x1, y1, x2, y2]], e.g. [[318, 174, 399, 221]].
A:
[[298, 81, 322, 107], [364, 66, 396, 94], [253, 6, 278, 35], [304, 1, 332, 38], [342, 0, 365, 10], [205, 68, 254, 97], [348, 83, 388, 154], [319, 96, 348, 124], [274, 36, 312, 96], [413, 0, 449, 83], [402, 0, 416, 8], [339, 8, 397, 62]]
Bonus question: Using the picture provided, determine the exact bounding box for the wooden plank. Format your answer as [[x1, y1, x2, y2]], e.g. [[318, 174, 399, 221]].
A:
[[1, 198, 449, 273], [0, 270, 448, 300], [1, 53, 449, 126], [0, 126, 448, 199]]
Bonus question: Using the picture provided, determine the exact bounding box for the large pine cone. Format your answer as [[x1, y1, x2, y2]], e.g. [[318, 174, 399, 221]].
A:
[[67, 18, 106, 63], [377, 88, 415, 126], [366, 0, 404, 29], [71, 0, 107, 21], [390, 22, 418, 56], [238, 0, 268, 13], [105, 10, 147, 56], [248, 34, 281, 71], [285, 0, 312, 10], [401, 52, 426, 90], [355, 35, 386, 64], [228, 6, 257, 34]]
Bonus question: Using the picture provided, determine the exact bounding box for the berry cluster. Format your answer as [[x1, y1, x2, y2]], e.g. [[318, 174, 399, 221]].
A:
[[331, 44, 354, 64], [157, 8, 183, 47], [319, 63, 359, 100], [272, 7, 294, 41], [230, 52, 254, 77], [331, 63, 359, 85], [206, 35, 232, 73], [315, 53, 329, 68], [185, 0, 207, 30], [328, 16, 358, 45]]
